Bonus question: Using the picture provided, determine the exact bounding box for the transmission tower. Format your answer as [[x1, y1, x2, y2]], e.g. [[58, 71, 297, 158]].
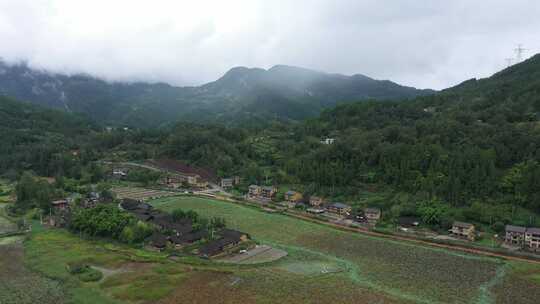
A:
[[514, 44, 527, 62], [505, 58, 513, 67]]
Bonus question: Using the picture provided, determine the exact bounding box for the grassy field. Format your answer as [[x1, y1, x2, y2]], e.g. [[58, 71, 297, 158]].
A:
[[150, 196, 540, 304], [19, 228, 404, 304], [5, 194, 539, 303]]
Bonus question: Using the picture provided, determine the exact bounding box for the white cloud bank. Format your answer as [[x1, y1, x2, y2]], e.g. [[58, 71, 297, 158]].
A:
[[0, 0, 539, 89]]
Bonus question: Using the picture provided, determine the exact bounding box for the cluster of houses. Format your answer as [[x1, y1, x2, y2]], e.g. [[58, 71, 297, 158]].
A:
[[505, 225, 540, 252], [47, 191, 107, 227], [282, 191, 383, 224], [159, 173, 208, 189], [119, 199, 250, 257], [149, 159, 215, 190]]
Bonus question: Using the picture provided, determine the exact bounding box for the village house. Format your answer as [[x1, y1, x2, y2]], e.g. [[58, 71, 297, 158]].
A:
[[220, 176, 241, 189], [198, 229, 250, 258], [320, 138, 335, 145], [450, 221, 476, 241], [163, 173, 208, 189], [327, 202, 352, 216], [112, 168, 129, 179], [284, 191, 303, 203], [364, 208, 381, 222], [221, 178, 234, 189], [260, 186, 277, 199], [309, 196, 325, 207], [248, 185, 261, 197], [505, 225, 527, 247], [51, 199, 69, 211], [525, 227, 540, 251], [149, 233, 168, 251], [170, 230, 209, 248]]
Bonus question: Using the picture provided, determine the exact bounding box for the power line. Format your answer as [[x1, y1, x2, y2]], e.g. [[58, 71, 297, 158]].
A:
[[514, 44, 527, 62]]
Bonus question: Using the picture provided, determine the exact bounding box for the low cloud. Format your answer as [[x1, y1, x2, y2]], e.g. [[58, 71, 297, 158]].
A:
[[0, 0, 539, 89]]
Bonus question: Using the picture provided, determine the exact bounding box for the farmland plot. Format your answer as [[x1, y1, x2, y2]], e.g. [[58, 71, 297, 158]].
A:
[[150, 196, 537, 304], [112, 187, 178, 201], [0, 243, 64, 304]]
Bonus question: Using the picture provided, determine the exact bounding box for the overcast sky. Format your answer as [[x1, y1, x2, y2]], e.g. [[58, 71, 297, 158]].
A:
[[0, 0, 539, 90]]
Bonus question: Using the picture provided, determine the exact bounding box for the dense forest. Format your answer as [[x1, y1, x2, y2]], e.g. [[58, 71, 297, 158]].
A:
[[2, 54, 540, 229]]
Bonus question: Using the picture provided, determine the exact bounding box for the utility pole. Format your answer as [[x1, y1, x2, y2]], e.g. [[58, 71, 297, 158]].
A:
[[514, 44, 527, 63]]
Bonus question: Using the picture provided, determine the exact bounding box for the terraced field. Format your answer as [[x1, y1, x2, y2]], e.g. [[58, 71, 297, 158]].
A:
[[111, 186, 178, 201], [150, 196, 540, 304]]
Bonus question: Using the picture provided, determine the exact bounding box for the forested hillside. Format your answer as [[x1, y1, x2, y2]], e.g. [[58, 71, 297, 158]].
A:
[[0, 61, 432, 127], [0, 96, 97, 177], [91, 55, 540, 228]]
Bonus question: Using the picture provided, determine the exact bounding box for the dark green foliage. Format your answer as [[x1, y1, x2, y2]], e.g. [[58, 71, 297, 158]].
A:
[[0, 96, 95, 177], [13, 172, 55, 213], [70, 204, 133, 239]]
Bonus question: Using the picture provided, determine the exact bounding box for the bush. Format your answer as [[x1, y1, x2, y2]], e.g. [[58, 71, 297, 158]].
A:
[[67, 262, 89, 274], [78, 268, 103, 282]]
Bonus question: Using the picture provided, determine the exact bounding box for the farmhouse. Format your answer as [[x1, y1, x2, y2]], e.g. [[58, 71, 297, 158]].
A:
[[450, 221, 476, 241], [112, 168, 129, 179], [220, 176, 240, 189], [221, 178, 234, 189], [198, 229, 250, 258], [248, 185, 261, 197], [163, 173, 208, 189], [309, 196, 324, 207], [364, 208, 381, 222], [51, 199, 69, 211], [170, 230, 209, 247], [505, 225, 527, 246], [149, 159, 215, 188], [327, 202, 352, 216], [320, 138, 335, 145], [260, 186, 277, 199], [284, 191, 303, 203], [525, 227, 540, 251], [150, 233, 168, 251]]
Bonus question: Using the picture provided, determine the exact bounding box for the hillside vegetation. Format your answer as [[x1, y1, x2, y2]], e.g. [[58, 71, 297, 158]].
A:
[[0, 61, 432, 127]]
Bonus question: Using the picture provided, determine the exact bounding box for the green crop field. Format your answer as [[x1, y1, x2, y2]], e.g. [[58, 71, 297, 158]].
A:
[[151, 196, 540, 304]]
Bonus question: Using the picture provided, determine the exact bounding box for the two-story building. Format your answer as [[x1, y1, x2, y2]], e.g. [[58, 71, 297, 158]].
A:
[[248, 185, 261, 197], [525, 227, 540, 251], [364, 208, 381, 222], [260, 186, 277, 199], [220, 176, 241, 189], [327, 202, 352, 216], [450, 221, 476, 241], [505, 225, 527, 246]]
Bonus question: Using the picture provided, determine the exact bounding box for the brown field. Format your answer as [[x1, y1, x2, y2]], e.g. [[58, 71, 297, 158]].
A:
[[112, 186, 179, 201]]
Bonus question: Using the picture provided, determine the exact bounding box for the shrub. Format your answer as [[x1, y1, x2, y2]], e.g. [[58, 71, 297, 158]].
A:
[[67, 262, 89, 274], [78, 268, 103, 282]]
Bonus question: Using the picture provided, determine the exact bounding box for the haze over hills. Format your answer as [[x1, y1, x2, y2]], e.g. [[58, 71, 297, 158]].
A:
[[0, 60, 433, 127]]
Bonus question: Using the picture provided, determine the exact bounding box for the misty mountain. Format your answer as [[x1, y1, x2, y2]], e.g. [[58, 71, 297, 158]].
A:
[[0, 60, 433, 127]]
